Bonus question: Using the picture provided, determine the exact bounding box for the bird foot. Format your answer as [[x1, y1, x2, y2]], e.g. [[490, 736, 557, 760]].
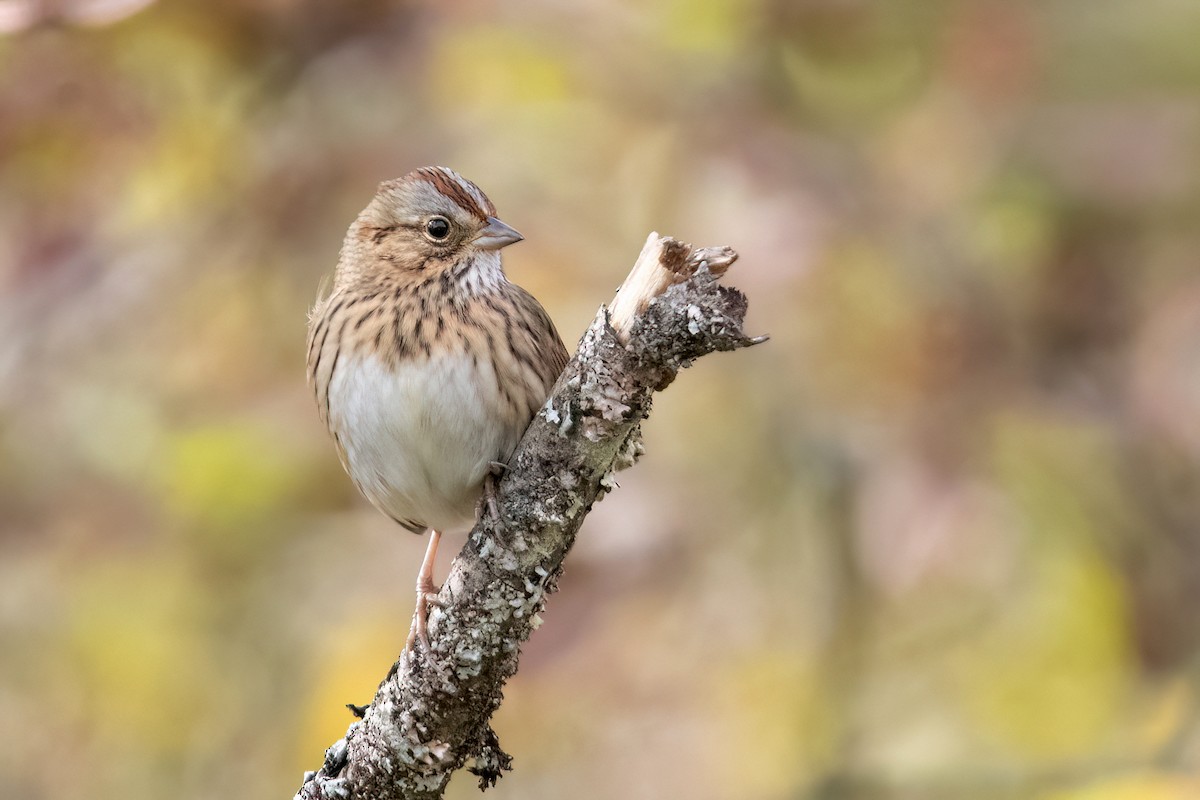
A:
[[405, 530, 445, 653], [480, 461, 508, 525], [405, 587, 446, 652]]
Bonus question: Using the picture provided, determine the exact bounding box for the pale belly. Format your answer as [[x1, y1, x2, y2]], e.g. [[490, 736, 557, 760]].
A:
[[327, 353, 522, 533]]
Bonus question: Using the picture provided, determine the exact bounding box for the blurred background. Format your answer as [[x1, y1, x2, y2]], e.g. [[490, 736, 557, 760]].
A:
[[2, 1, 1200, 798]]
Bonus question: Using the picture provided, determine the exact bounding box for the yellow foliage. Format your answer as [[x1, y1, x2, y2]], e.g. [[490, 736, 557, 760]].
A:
[[657, 0, 751, 57], [293, 612, 408, 772], [160, 421, 305, 559], [1040, 773, 1200, 800], [431, 27, 573, 113], [67, 556, 213, 753], [712, 651, 838, 795], [106, 19, 252, 230], [955, 548, 1131, 760]]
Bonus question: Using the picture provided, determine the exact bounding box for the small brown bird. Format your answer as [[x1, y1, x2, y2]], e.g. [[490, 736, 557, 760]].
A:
[[307, 167, 568, 648]]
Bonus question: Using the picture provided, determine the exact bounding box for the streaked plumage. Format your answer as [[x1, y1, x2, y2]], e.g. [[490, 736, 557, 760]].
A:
[[306, 167, 568, 646]]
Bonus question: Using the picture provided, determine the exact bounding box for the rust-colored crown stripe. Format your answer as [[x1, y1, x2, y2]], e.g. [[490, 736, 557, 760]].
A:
[[415, 167, 495, 220]]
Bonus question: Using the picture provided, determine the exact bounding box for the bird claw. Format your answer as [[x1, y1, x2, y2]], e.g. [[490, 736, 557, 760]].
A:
[[405, 589, 446, 652], [480, 465, 506, 526]]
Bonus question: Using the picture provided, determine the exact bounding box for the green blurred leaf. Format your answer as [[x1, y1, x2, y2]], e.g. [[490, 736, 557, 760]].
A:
[[160, 420, 306, 559]]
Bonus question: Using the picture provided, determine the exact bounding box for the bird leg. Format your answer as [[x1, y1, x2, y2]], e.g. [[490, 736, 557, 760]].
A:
[[405, 529, 446, 651]]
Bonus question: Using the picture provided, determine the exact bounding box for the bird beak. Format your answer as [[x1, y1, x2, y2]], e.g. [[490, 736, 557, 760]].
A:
[[473, 216, 524, 251]]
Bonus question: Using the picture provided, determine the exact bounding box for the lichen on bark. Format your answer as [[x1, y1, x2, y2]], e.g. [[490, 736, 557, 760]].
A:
[[294, 234, 763, 800]]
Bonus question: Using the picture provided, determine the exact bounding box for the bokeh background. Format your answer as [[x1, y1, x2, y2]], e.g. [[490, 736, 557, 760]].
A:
[[3, 1, 1200, 798]]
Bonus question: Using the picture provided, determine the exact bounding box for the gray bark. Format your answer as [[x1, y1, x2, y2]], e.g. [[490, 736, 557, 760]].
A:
[[294, 234, 763, 800]]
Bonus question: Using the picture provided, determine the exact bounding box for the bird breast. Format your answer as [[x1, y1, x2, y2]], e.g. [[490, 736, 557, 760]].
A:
[[326, 351, 524, 533]]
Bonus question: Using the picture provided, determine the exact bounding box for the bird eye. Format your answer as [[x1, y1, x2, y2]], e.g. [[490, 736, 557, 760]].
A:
[[425, 216, 451, 240]]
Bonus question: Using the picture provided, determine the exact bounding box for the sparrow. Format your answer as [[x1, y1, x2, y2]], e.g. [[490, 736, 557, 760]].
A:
[[307, 167, 568, 648]]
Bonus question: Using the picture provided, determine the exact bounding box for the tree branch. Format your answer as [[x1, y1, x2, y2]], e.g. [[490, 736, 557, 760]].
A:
[[294, 233, 764, 800]]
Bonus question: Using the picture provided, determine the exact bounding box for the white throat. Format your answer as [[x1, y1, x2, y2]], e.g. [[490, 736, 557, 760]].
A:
[[457, 250, 507, 296]]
